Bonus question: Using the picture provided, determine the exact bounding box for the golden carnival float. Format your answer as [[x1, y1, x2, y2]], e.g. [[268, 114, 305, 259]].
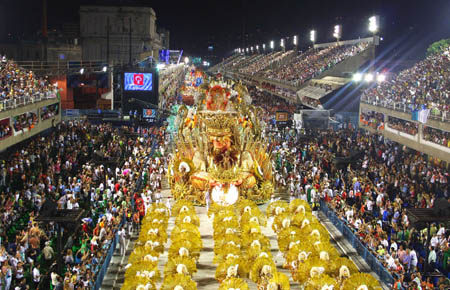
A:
[[169, 74, 273, 205]]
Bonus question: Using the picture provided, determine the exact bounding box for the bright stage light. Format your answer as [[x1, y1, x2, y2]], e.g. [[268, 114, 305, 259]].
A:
[[377, 73, 386, 82], [79, 68, 84, 74], [280, 38, 284, 48], [102, 66, 107, 72], [263, 44, 266, 50], [333, 25, 341, 40], [353, 73, 362, 82], [310, 30, 316, 43], [184, 57, 189, 64], [157, 63, 165, 70], [369, 16, 379, 33], [364, 73, 374, 82], [256, 45, 259, 50], [270, 40, 274, 49], [293, 35, 298, 46]]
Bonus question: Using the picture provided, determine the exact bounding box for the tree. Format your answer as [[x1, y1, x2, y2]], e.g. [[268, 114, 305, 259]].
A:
[[426, 38, 450, 57]]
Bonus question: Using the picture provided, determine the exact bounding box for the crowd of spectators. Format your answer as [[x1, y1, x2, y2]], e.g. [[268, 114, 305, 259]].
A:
[[360, 111, 385, 130], [423, 127, 450, 148], [265, 119, 449, 288], [0, 123, 11, 139], [387, 116, 419, 136], [300, 96, 323, 109], [238, 50, 294, 75], [0, 120, 169, 289], [40, 104, 59, 121], [259, 42, 369, 85], [0, 56, 58, 108], [361, 45, 450, 115], [12, 112, 38, 133]]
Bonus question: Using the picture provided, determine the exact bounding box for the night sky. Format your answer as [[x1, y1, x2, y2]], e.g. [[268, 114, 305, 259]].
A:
[[1, 0, 449, 60]]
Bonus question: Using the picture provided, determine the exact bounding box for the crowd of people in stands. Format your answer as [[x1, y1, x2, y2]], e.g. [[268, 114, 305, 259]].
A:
[[360, 111, 385, 130], [0, 124, 11, 139], [12, 112, 38, 133], [0, 120, 169, 289], [238, 50, 294, 75], [260, 42, 369, 84], [0, 56, 58, 106], [361, 45, 450, 116], [300, 96, 323, 109], [40, 104, 59, 121], [266, 123, 449, 289], [423, 127, 450, 148], [387, 117, 419, 136]]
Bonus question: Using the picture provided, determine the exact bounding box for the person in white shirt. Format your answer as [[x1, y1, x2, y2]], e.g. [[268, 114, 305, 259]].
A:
[[428, 246, 437, 270], [33, 264, 41, 288], [118, 227, 127, 257]]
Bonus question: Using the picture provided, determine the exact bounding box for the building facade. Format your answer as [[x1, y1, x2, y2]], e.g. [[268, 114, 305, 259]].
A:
[[80, 6, 169, 64]]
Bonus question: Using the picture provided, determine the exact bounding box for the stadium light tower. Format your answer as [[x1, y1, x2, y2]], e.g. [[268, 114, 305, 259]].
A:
[[310, 30, 316, 45], [270, 40, 274, 51], [333, 25, 342, 42], [369, 15, 379, 34]]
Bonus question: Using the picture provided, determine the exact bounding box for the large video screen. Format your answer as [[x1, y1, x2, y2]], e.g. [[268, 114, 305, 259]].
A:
[[124, 72, 153, 91]]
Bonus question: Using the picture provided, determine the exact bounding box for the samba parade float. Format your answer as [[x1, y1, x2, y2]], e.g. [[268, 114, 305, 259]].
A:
[[169, 72, 274, 205]]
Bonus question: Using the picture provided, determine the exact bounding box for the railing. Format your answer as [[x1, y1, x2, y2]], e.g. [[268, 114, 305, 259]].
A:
[[0, 91, 59, 113], [320, 201, 395, 287], [360, 97, 450, 123], [93, 225, 120, 290]]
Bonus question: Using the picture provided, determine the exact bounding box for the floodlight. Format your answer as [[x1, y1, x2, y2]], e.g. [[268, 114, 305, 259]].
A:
[[293, 35, 298, 46], [364, 73, 374, 82], [79, 68, 84, 74], [310, 30, 316, 43], [270, 40, 274, 49], [376, 73, 386, 82], [256, 45, 259, 50], [263, 44, 266, 50], [280, 38, 285, 48], [353, 73, 362, 82], [184, 56, 189, 64], [156, 63, 165, 70], [102, 66, 107, 72], [369, 16, 379, 33], [333, 25, 341, 40]]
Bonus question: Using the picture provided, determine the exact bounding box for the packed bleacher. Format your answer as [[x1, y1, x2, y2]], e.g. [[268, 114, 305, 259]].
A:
[[361, 44, 450, 117], [0, 56, 58, 111], [238, 50, 294, 75], [387, 116, 419, 136], [259, 42, 369, 85], [423, 126, 450, 147], [0, 121, 168, 289], [267, 122, 450, 288]]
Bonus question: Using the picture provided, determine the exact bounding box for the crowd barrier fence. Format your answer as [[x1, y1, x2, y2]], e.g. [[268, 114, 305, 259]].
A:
[[320, 200, 395, 287]]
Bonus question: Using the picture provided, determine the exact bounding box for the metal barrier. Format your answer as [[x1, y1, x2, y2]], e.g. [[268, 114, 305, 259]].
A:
[[320, 201, 395, 287], [0, 92, 58, 112], [93, 232, 119, 290]]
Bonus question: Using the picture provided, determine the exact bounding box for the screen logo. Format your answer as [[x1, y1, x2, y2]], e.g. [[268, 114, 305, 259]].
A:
[[133, 74, 144, 86]]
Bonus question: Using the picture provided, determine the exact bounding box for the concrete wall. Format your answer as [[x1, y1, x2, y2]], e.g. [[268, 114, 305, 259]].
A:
[[0, 99, 61, 152]]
